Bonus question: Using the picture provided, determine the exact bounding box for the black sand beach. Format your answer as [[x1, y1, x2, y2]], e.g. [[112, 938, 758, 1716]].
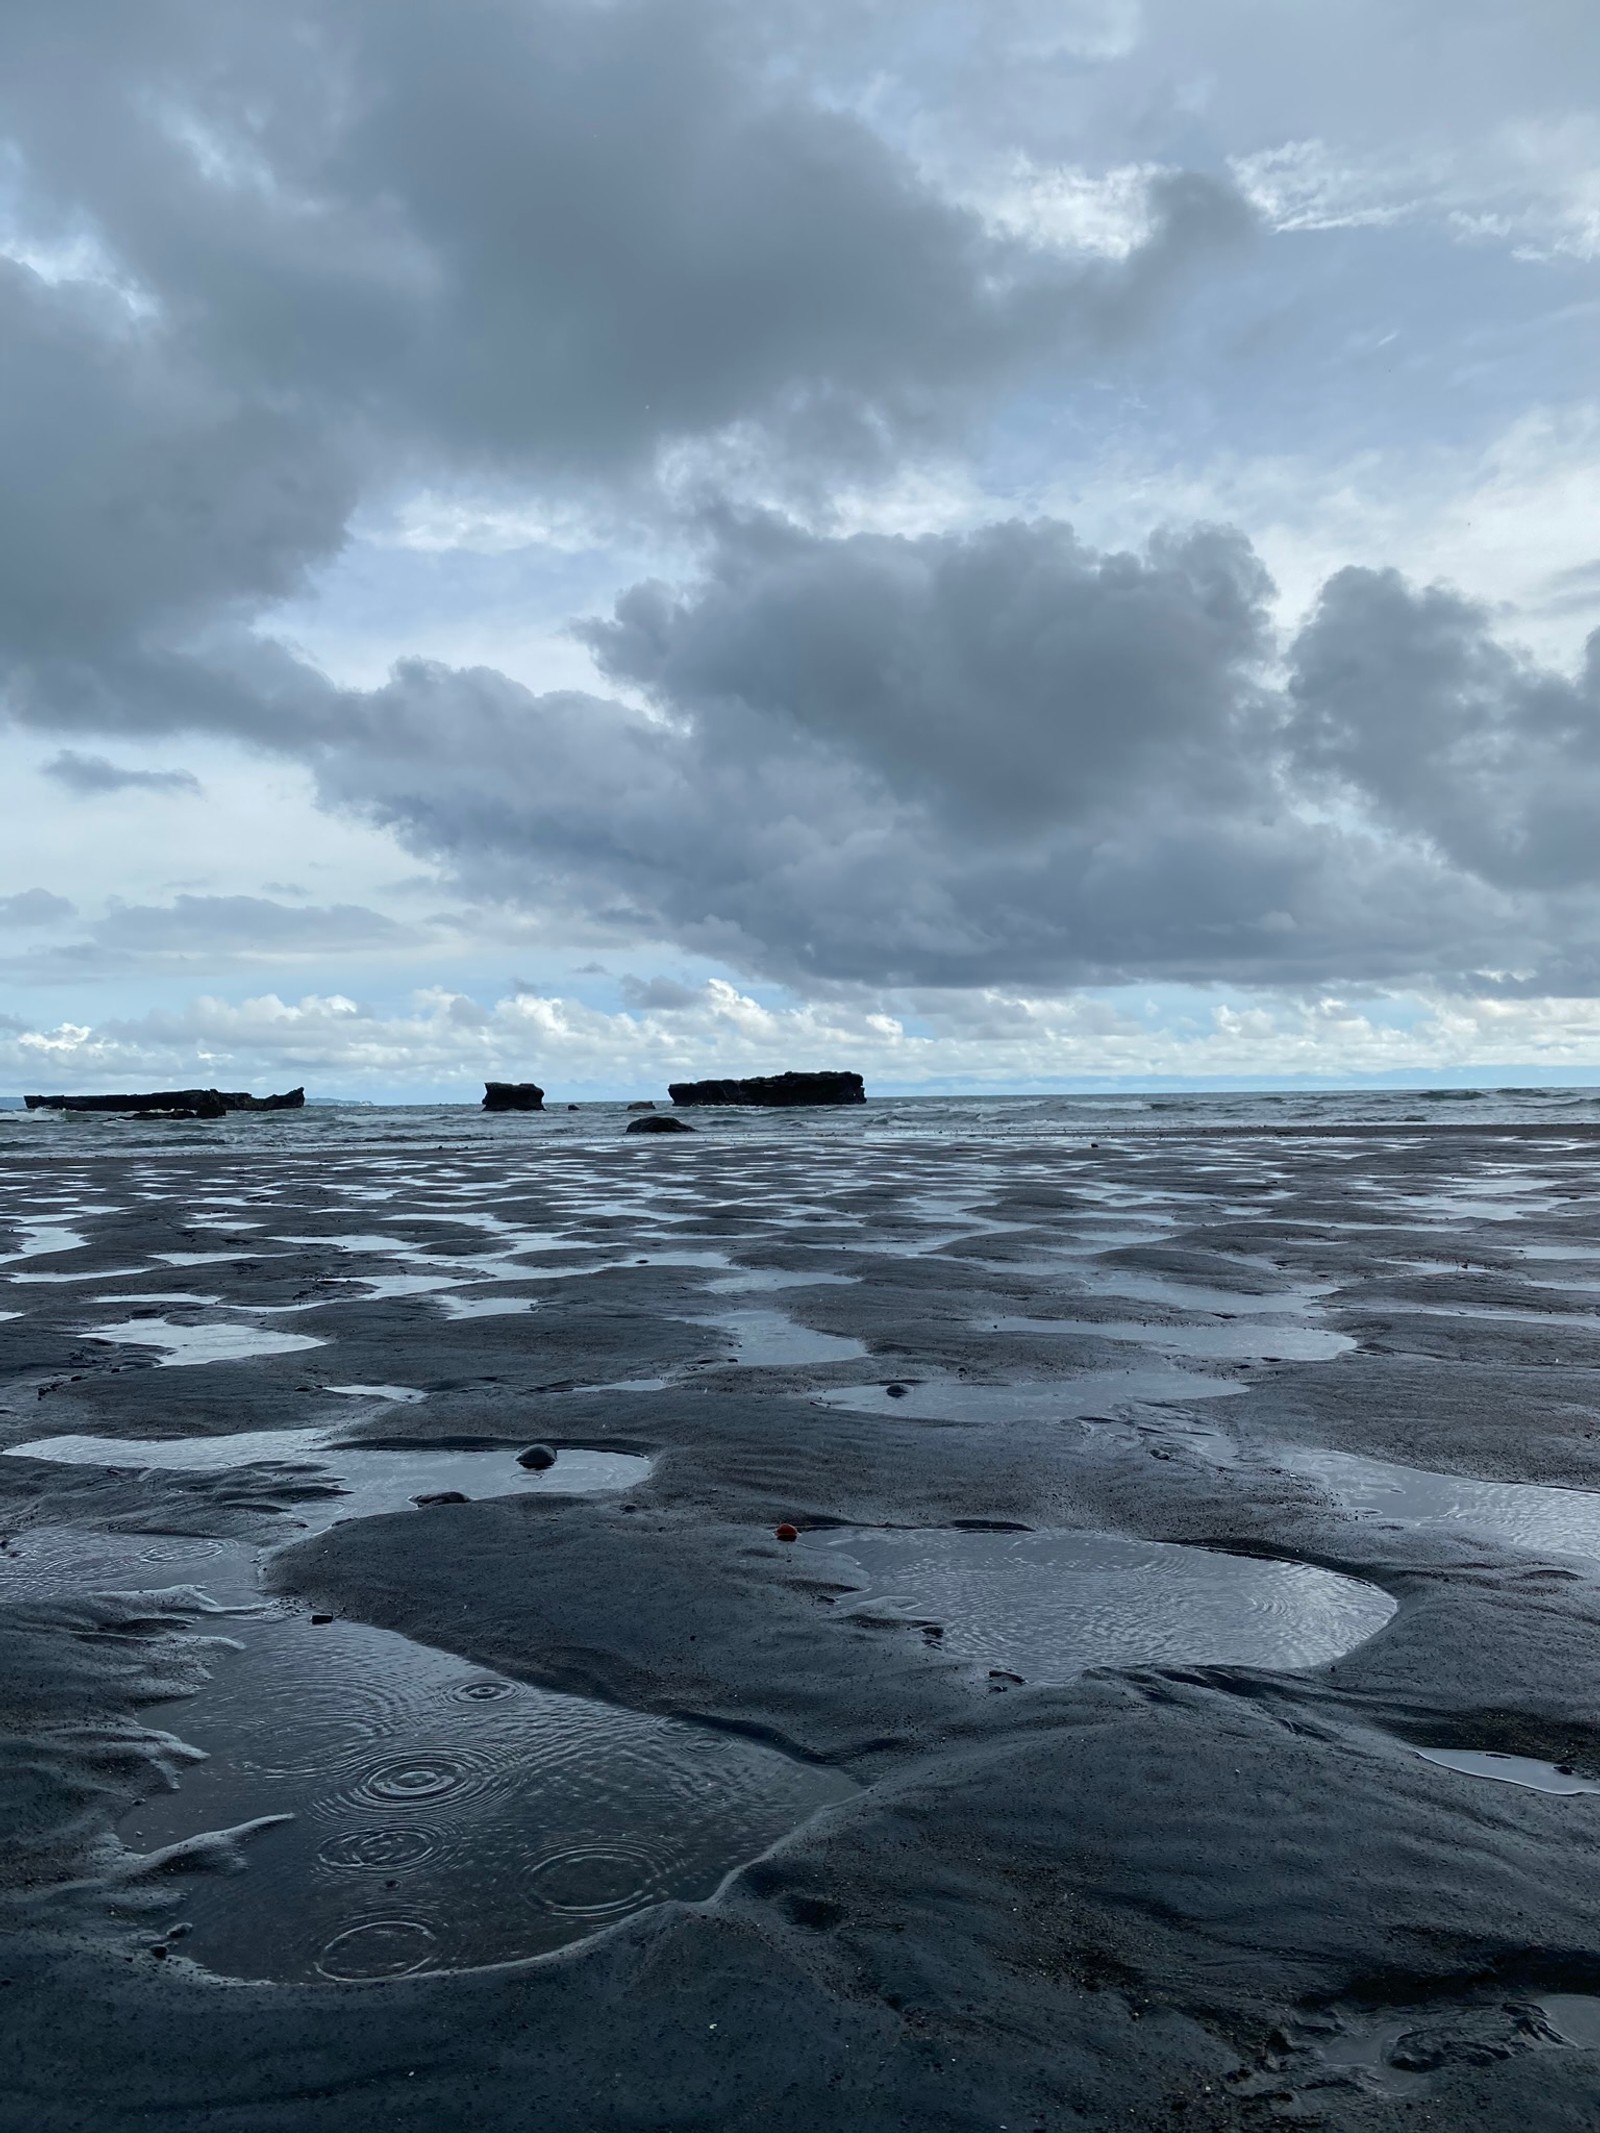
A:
[[6, 1096, 1600, 2129]]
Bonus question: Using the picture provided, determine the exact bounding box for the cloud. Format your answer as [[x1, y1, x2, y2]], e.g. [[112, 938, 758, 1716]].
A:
[[619, 975, 705, 1012], [1287, 566, 1600, 891], [293, 513, 1581, 993], [0, 888, 75, 926], [1, 0, 1597, 1055], [12, 492, 1598, 1002], [88, 894, 410, 956], [0, 0, 1249, 762], [1, 894, 412, 978], [42, 749, 203, 796], [8, 976, 1600, 1100]]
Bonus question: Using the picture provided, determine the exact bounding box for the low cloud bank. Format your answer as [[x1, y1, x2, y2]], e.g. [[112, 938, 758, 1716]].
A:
[[9, 977, 1600, 1101]]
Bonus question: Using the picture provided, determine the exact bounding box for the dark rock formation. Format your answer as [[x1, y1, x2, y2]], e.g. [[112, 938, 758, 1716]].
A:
[[516, 1444, 557, 1471], [627, 1113, 694, 1133], [626, 1100, 657, 1111], [25, 1087, 303, 1114], [669, 1071, 865, 1107], [482, 1081, 545, 1111]]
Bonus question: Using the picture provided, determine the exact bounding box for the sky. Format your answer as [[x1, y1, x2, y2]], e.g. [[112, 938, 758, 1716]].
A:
[[2, 0, 1599, 1100]]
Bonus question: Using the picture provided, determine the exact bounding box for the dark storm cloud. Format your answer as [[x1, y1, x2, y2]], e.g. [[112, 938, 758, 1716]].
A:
[[0, 0, 1246, 750], [42, 750, 202, 796], [299, 514, 1597, 992], [297, 515, 1573, 992], [585, 513, 1278, 832], [1288, 568, 1600, 892]]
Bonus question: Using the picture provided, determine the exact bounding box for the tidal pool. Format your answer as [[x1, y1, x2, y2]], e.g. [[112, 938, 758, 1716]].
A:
[[115, 1601, 854, 1983], [816, 1368, 1242, 1424], [800, 1525, 1395, 1680], [86, 1317, 325, 1366], [1278, 1444, 1600, 1563], [2, 1434, 850, 1984], [4, 1431, 652, 1521]]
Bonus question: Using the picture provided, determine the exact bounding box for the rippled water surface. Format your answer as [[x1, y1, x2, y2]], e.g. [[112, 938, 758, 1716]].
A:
[[117, 1599, 854, 1982], [801, 1526, 1395, 1679], [1278, 1445, 1600, 1563]]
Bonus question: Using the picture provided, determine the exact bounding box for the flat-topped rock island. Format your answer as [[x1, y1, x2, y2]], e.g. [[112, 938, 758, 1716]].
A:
[[669, 1070, 865, 1107]]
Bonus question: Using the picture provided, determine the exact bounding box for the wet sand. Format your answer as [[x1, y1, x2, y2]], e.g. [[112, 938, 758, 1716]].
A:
[[6, 1117, 1600, 2128]]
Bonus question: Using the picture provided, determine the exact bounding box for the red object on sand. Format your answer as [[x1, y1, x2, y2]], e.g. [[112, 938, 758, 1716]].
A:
[[775, 1523, 799, 1542]]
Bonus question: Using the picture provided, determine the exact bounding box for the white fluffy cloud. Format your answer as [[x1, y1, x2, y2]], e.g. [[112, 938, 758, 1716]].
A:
[[9, 977, 1600, 1101]]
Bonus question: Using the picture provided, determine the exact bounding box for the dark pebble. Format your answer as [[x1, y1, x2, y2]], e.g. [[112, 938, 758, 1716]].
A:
[[885, 1383, 909, 1398], [517, 1443, 558, 1470], [310, 1613, 334, 1625]]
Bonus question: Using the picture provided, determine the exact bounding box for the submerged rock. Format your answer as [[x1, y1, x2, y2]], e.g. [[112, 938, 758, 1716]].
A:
[[482, 1081, 545, 1111], [668, 1071, 865, 1107], [628, 1114, 694, 1133], [412, 1490, 470, 1506], [626, 1100, 657, 1111], [517, 1444, 558, 1471]]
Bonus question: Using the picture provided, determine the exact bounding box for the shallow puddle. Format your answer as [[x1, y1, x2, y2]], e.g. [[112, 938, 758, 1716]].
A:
[[115, 1602, 854, 1982], [1540, 1996, 1600, 2047], [705, 1268, 859, 1295], [153, 1250, 278, 1266], [2, 1430, 849, 1983], [327, 1383, 428, 1402], [1279, 1445, 1600, 1563], [437, 1294, 538, 1319], [10, 1265, 147, 1284], [815, 1368, 1242, 1424], [86, 1317, 326, 1366], [1309, 1994, 1600, 2096], [986, 1315, 1353, 1362], [799, 1526, 1394, 1679], [695, 1310, 868, 1367], [0, 1222, 88, 1264], [4, 1431, 651, 1522], [1408, 1746, 1600, 1795]]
